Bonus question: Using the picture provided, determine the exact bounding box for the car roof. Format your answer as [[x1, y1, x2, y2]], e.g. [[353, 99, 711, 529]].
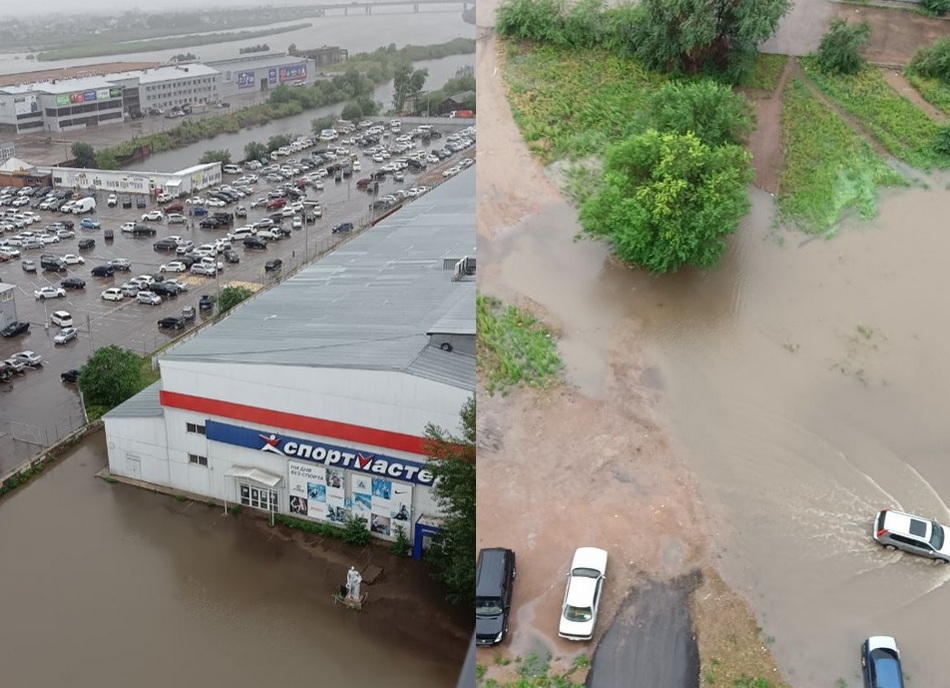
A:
[[570, 547, 608, 573], [882, 510, 933, 540], [565, 575, 598, 608]]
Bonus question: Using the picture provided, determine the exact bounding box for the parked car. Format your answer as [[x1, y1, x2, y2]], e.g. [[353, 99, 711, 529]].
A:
[[79, 218, 101, 229], [166, 213, 186, 225], [61, 277, 86, 290], [77, 238, 95, 250], [101, 288, 124, 302], [109, 258, 132, 271], [62, 254, 85, 265], [142, 210, 164, 222], [160, 261, 187, 273], [332, 222, 354, 234], [223, 249, 240, 264], [190, 263, 217, 276], [157, 316, 186, 330], [1, 321, 30, 337], [53, 327, 79, 345], [243, 236, 267, 249], [475, 548, 517, 646], [91, 264, 115, 277], [21, 259, 36, 272], [136, 197, 147, 209], [34, 286, 67, 300], [198, 294, 215, 311], [136, 291, 162, 306], [122, 196, 133, 209], [107, 193, 118, 207], [264, 258, 283, 272], [872, 509, 950, 563], [151, 281, 181, 297], [181, 305, 197, 321], [558, 547, 608, 641], [861, 636, 905, 688], [10, 350, 42, 367]]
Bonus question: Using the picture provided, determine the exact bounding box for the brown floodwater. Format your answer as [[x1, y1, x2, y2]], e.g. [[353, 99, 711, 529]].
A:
[[483, 183, 950, 687], [0, 432, 464, 687]]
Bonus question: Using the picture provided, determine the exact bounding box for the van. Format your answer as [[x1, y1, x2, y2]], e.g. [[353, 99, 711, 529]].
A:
[[50, 310, 73, 328], [71, 197, 96, 214], [475, 548, 517, 646], [222, 164, 242, 175]]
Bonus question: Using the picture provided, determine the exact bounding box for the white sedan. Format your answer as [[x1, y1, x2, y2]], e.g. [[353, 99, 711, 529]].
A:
[[62, 254, 85, 265], [54, 327, 79, 345], [160, 261, 187, 273], [120, 222, 136, 233], [141, 210, 164, 222], [558, 547, 608, 641], [34, 286, 67, 300]]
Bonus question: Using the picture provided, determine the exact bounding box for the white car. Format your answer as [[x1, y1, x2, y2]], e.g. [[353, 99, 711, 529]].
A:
[[291, 217, 303, 230], [190, 263, 217, 276], [206, 198, 226, 208], [0, 247, 20, 258], [160, 261, 187, 273], [101, 288, 124, 302], [142, 210, 164, 222], [156, 192, 173, 203], [163, 278, 189, 292], [120, 222, 137, 233], [34, 286, 66, 300], [107, 194, 118, 207], [186, 197, 205, 205], [10, 350, 42, 367], [62, 254, 85, 265], [53, 327, 79, 345], [558, 547, 608, 641], [166, 213, 186, 225], [136, 291, 162, 306]]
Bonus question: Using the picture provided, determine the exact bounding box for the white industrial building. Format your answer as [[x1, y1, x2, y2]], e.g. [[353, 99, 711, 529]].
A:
[[0, 76, 124, 134], [33, 161, 221, 197], [108, 63, 221, 116], [103, 169, 475, 552], [206, 53, 316, 99]]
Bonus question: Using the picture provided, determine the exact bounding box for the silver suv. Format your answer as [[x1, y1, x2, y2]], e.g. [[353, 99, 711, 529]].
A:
[[873, 509, 950, 563]]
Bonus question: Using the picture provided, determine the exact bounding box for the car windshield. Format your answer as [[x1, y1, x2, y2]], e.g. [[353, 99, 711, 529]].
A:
[[564, 605, 593, 622], [931, 522, 945, 550], [475, 597, 503, 617], [571, 567, 601, 578], [871, 652, 904, 688]]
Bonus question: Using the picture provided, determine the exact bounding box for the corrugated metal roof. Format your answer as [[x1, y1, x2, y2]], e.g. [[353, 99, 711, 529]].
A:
[[405, 347, 475, 390], [103, 381, 164, 419], [206, 54, 309, 71], [162, 168, 475, 389], [2, 76, 115, 94], [108, 64, 220, 85]]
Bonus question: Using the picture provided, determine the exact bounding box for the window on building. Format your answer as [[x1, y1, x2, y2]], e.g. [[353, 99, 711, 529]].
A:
[[186, 422, 206, 435], [188, 453, 208, 467], [239, 484, 278, 512]]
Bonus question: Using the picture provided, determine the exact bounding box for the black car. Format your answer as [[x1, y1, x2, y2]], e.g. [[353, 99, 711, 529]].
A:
[[475, 548, 517, 646], [78, 238, 95, 250], [243, 236, 267, 249], [153, 238, 178, 251], [212, 212, 234, 224], [264, 258, 283, 272], [1, 321, 30, 338], [198, 294, 215, 311], [199, 217, 223, 229], [61, 219, 74, 230], [332, 222, 354, 234], [132, 224, 156, 236], [61, 369, 80, 383], [276, 226, 292, 238], [223, 249, 240, 264], [61, 277, 86, 290], [157, 316, 186, 330], [151, 282, 181, 297], [91, 264, 115, 277], [122, 196, 133, 208], [136, 197, 147, 208], [181, 306, 196, 321], [861, 636, 905, 688]]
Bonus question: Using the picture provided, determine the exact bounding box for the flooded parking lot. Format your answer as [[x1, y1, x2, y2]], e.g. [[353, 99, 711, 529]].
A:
[[0, 127, 474, 471], [0, 431, 468, 686]]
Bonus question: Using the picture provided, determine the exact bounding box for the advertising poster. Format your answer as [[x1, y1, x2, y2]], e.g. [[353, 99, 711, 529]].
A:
[[370, 477, 393, 538], [110, 87, 123, 98], [13, 95, 39, 115], [55, 94, 69, 107], [268, 68, 277, 86], [237, 70, 255, 89], [96, 88, 111, 101], [325, 468, 346, 524], [288, 460, 327, 521], [83, 90, 97, 102], [389, 484, 412, 537], [278, 64, 306, 82]]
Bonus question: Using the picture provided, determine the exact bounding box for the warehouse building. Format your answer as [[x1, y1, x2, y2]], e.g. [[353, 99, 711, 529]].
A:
[[103, 170, 475, 550], [0, 76, 124, 134], [206, 53, 316, 98], [107, 63, 220, 117], [32, 161, 221, 198]]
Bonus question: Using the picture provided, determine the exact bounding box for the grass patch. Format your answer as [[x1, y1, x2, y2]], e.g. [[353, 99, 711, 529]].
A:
[[801, 58, 950, 170], [503, 42, 667, 163], [36, 24, 311, 61], [905, 72, 950, 116], [476, 293, 562, 396], [738, 53, 788, 91], [102, 476, 118, 484], [779, 77, 905, 233]]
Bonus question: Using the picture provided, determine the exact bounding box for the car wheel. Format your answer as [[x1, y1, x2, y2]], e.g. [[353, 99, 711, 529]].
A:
[[884, 545, 897, 551]]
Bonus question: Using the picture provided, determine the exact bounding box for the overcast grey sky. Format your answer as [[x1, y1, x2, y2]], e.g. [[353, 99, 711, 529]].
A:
[[10, 1, 276, 17]]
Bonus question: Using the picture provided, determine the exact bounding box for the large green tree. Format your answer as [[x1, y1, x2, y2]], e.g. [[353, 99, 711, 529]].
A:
[[218, 285, 253, 313], [78, 345, 145, 409], [199, 149, 232, 165], [579, 129, 752, 274], [340, 101, 363, 122], [631, 0, 791, 78], [71, 142, 96, 168], [244, 141, 267, 162], [424, 395, 475, 606]]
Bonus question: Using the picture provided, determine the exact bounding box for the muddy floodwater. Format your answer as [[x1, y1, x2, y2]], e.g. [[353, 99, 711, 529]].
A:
[[481, 183, 950, 687], [0, 432, 464, 687]]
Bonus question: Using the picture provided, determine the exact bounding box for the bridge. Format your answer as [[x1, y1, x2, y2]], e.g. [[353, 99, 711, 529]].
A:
[[307, 0, 472, 16]]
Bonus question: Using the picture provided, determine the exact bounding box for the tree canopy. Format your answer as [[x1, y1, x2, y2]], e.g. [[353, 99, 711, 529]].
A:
[[244, 140, 268, 162], [579, 129, 752, 274], [78, 345, 146, 410], [218, 285, 253, 313], [71, 142, 96, 168], [424, 395, 475, 606], [199, 149, 232, 165]]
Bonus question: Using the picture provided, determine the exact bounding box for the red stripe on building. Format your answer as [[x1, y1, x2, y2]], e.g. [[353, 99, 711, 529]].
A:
[[159, 390, 429, 455]]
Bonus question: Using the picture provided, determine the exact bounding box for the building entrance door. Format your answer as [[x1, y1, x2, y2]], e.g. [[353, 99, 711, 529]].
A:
[[239, 483, 278, 512]]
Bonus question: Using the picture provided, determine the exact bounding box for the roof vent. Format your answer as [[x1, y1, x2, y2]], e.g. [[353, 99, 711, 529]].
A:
[[450, 255, 476, 282]]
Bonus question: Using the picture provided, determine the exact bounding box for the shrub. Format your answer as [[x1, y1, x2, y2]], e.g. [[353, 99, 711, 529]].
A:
[[907, 37, 950, 81], [644, 79, 756, 147], [935, 122, 950, 155], [923, 0, 950, 15], [496, 0, 567, 43], [816, 19, 871, 75], [343, 515, 371, 545], [388, 525, 411, 556]]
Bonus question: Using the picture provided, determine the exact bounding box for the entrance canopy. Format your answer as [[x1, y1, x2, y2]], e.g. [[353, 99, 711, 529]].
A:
[[225, 466, 282, 487]]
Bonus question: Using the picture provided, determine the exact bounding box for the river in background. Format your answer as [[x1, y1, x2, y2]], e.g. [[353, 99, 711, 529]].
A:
[[123, 53, 473, 173], [485, 178, 950, 688], [0, 11, 471, 76]]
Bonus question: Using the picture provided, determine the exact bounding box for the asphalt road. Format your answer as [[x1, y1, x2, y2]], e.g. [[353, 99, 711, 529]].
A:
[[0, 128, 473, 472], [586, 575, 700, 688]]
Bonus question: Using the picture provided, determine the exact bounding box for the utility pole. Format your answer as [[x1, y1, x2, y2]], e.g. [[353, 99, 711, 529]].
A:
[[86, 313, 94, 350]]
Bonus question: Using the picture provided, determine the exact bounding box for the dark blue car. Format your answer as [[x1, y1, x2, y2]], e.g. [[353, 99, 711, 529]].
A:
[[192, 206, 208, 216], [862, 636, 905, 688]]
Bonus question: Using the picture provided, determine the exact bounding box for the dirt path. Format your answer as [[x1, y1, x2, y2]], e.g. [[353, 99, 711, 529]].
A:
[[743, 60, 795, 194], [838, 4, 950, 66], [881, 68, 947, 122]]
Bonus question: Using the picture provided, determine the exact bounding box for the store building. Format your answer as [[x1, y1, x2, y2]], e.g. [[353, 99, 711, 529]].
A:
[[32, 161, 221, 197], [103, 169, 475, 547], [206, 53, 316, 98], [0, 76, 124, 134], [107, 63, 220, 116]]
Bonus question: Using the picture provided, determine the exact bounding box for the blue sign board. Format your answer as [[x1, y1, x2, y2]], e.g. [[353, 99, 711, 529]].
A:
[[205, 420, 435, 486]]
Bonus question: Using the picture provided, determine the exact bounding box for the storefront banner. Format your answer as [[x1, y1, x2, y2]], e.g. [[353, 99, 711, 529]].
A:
[[96, 88, 111, 101], [349, 475, 411, 539], [206, 420, 435, 486], [237, 70, 255, 89], [13, 94, 39, 115], [278, 64, 306, 82], [288, 461, 327, 520], [109, 87, 123, 98], [268, 68, 277, 85], [55, 94, 70, 107]]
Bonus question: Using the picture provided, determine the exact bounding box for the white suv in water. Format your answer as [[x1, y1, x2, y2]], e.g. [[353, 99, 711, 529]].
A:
[[873, 509, 950, 563]]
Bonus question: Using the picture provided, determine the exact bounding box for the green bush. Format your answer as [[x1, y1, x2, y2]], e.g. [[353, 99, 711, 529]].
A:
[[934, 122, 950, 154], [496, 0, 567, 44], [388, 526, 411, 556], [644, 79, 756, 146], [816, 19, 871, 75], [922, 0, 950, 15], [343, 515, 371, 546], [907, 37, 950, 81]]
